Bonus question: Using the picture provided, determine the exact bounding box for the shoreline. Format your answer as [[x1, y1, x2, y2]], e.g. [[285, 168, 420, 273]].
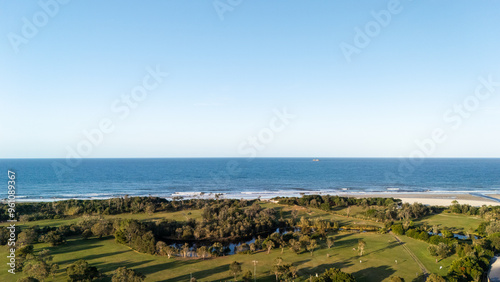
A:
[[4, 191, 500, 207], [341, 193, 500, 207]]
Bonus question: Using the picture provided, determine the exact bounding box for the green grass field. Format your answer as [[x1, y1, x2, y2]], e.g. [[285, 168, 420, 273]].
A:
[[1, 232, 421, 282], [395, 235, 456, 276], [414, 212, 483, 233], [272, 203, 383, 228]]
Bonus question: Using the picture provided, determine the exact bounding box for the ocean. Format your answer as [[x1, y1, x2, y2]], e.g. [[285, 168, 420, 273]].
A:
[[1, 158, 499, 201]]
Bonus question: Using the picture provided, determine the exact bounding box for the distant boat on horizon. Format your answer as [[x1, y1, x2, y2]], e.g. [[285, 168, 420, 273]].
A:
[[312, 159, 320, 162]]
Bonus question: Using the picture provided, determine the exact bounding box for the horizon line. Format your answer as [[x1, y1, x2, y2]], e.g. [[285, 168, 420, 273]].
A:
[[1, 157, 500, 160]]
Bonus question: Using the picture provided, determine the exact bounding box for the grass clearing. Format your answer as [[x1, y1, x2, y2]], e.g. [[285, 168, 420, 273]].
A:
[[415, 213, 483, 233], [396, 234, 456, 276]]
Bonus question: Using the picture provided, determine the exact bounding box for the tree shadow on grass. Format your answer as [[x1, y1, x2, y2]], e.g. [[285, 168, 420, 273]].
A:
[[134, 259, 195, 276], [362, 241, 400, 257], [92, 259, 156, 277], [56, 260, 155, 282], [331, 232, 356, 241], [298, 261, 355, 278], [351, 265, 395, 282], [158, 263, 231, 282], [55, 250, 131, 266], [47, 242, 103, 255]]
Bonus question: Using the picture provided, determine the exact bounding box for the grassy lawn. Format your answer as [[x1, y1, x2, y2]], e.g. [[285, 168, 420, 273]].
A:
[[0, 232, 422, 282], [0, 203, 429, 281], [414, 212, 483, 233], [268, 203, 383, 228], [396, 235, 456, 276]]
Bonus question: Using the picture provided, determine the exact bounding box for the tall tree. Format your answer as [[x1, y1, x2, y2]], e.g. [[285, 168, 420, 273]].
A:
[[66, 260, 100, 282], [307, 239, 318, 256], [358, 239, 366, 256], [229, 261, 242, 281]]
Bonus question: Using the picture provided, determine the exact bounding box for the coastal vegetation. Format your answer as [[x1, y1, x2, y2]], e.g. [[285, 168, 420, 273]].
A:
[[1, 195, 499, 281]]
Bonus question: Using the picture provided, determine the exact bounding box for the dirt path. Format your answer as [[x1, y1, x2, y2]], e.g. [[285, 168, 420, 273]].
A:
[[390, 232, 429, 277]]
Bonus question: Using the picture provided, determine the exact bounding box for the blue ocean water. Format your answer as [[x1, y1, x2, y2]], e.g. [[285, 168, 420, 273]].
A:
[[0, 158, 499, 201]]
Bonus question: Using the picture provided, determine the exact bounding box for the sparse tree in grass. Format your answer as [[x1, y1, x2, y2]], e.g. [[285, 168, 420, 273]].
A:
[[327, 237, 334, 249], [249, 242, 256, 253], [156, 241, 167, 256], [265, 240, 275, 254], [37, 249, 53, 263], [274, 257, 283, 266], [41, 231, 65, 246], [50, 263, 59, 279], [91, 220, 113, 239], [271, 264, 284, 281], [292, 209, 299, 221], [196, 246, 209, 259], [389, 276, 405, 282], [156, 242, 177, 258], [289, 265, 298, 278], [145, 203, 155, 215], [436, 242, 451, 259], [82, 229, 92, 239], [23, 260, 49, 281], [428, 245, 438, 257], [166, 245, 178, 258], [358, 239, 366, 256], [229, 261, 242, 281], [242, 270, 253, 282], [181, 243, 190, 258], [17, 229, 38, 246], [210, 242, 223, 257], [271, 260, 284, 281], [279, 239, 286, 254], [66, 260, 100, 282], [426, 273, 446, 282], [289, 239, 301, 254], [111, 266, 145, 282], [299, 235, 311, 250], [307, 239, 318, 256]]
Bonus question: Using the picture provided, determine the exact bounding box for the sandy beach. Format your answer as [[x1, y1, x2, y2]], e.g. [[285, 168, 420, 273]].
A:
[[342, 193, 500, 207]]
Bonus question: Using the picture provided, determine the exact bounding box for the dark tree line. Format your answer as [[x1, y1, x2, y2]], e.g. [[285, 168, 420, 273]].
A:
[[0, 196, 234, 222]]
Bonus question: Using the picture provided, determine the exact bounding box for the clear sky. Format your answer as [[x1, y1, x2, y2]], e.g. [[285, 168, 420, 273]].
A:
[[1, 0, 500, 158]]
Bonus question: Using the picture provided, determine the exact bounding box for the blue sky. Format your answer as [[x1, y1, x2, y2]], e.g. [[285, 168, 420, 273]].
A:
[[1, 0, 500, 158]]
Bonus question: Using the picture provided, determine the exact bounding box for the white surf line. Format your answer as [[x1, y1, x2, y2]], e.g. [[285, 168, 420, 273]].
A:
[[469, 193, 500, 203]]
